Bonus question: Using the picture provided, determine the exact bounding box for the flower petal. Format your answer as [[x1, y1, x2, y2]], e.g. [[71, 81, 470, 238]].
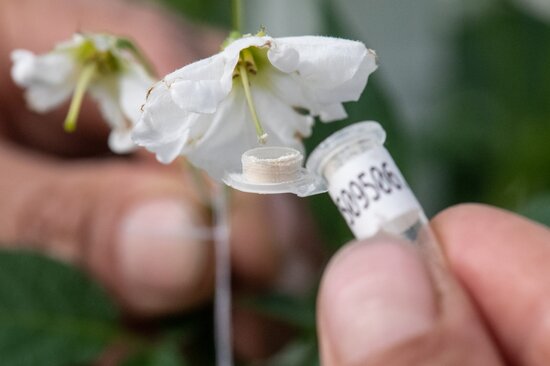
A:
[[184, 89, 258, 180], [119, 64, 154, 124], [89, 81, 125, 130], [150, 133, 189, 164], [132, 82, 214, 164], [166, 36, 273, 114], [23, 83, 74, 113], [166, 54, 230, 114], [267, 41, 299, 73], [271, 36, 377, 105], [251, 79, 314, 141], [11, 50, 75, 86], [133, 83, 193, 144], [319, 103, 347, 122], [108, 129, 135, 153], [11, 49, 76, 112]]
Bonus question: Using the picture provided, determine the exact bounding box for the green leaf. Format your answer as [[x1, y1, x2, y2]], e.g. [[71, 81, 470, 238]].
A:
[[265, 339, 319, 366], [123, 343, 187, 366], [239, 293, 316, 331], [0, 250, 121, 366], [518, 193, 550, 226], [161, 0, 232, 28]]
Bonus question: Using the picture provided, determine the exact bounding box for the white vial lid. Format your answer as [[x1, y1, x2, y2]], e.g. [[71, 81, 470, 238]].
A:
[[306, 121, 386, 182], [223, 146, 327, 197]]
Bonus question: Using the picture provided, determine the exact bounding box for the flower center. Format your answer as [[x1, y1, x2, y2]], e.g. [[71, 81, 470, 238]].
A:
[[64, 36, 124, 133], [76, 38, 121, 74], [235, 48, 268, 144]]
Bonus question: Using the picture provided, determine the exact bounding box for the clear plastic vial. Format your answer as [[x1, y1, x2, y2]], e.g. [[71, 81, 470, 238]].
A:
[[306, 121, 428, 242]]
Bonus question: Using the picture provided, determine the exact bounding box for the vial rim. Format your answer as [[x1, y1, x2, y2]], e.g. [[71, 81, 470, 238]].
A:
[[306, 121, 386, 178]]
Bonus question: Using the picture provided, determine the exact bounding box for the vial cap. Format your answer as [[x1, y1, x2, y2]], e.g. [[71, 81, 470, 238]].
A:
[[223, 146, 327, 197], [306, 121, 386, 179]]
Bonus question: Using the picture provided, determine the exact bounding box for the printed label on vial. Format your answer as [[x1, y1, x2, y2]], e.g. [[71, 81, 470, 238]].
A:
[[328, 146, 423, 239]]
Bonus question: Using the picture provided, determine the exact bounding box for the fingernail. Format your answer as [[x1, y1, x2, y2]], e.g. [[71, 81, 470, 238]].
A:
[[320, 241, 437, 364], [117, 199, 209, 313]]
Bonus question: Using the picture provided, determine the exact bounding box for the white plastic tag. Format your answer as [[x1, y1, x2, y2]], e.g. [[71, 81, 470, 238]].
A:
[[327, 146, 423, 239]]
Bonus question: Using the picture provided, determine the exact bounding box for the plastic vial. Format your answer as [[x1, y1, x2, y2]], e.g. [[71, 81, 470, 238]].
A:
[[306, 121, 428, 242]]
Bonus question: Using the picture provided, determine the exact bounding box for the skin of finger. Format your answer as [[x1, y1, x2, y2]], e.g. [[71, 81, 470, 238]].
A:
[[0, 0, 223, 156], [432, 203, 550, 366], [229, 193, 321, 359], [232, 306, 296, 361], [318, 238, 503, 366], [0, 141, 215, 315], [230, 192, 321, 291]]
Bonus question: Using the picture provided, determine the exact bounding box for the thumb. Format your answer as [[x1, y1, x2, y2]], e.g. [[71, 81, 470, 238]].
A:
[[317, 237, 502, 366], [0, 143, 213, 316]]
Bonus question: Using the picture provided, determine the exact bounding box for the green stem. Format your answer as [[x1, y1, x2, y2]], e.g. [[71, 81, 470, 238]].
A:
[[238, 62, 267, 143], [232, 0, 242, 33], [64, 63, 97, 133]]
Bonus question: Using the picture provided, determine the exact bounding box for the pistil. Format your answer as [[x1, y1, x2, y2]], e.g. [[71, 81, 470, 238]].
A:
[[238, 49, 267, 143], [64, 63, 97, 132]]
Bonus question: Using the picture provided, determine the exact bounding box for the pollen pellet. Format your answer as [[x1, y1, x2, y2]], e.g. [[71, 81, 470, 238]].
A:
[[242, 147, 303, 184]]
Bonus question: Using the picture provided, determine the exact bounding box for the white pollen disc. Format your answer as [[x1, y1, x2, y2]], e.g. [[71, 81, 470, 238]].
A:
[[242, 146, 303, 183], [223, 146, 327, 197]]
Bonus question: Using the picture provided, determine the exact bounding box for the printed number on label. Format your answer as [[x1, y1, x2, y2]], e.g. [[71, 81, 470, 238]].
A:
[[334, 162, 402, 226]]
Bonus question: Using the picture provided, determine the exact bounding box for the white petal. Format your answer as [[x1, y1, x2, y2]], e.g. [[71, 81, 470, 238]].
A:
[[185, 90, 257, 179], [318, 103, 348, 122], [89, 81, 125, 130], [108, 129, 136, 153], [24, 83, 74, 113], [321, 48, 378, 103], [133, 83, 192, 144], [119, 64, 154, 125], [89, 34, 114, 52], [267, 42, 299, 73], [152, 134, 189, 164], [55, 34, 87, 51], [165, 54, 232, 114], [222, 35, 273, 62], [273, 36, 377, 105], [166, 36, 273, 114], [11, 50, 75, 86], [263, 69, 315, 115], [251, 82, 313, 141], [263, 67, 346, 123], [11, 49, 76, 112], [133, 83, 213, 164], [11, 50, 37, 86]]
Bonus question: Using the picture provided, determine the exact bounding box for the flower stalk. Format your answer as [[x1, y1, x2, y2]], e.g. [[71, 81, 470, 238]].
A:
[[64, 63, 97, 132], [232, 0, 242, 33]]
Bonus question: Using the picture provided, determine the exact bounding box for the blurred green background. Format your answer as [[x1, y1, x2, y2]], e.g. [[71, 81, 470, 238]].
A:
[[1, 0, 549, 365]]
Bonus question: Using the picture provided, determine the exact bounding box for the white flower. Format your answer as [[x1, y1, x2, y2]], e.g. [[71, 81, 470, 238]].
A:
[[133, 34, 377, 180], [11, 33, 155, 153]]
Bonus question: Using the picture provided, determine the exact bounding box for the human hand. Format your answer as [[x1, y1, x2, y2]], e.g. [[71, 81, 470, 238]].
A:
[[0, 0, 318, 320], [318, 204, 550, 365]]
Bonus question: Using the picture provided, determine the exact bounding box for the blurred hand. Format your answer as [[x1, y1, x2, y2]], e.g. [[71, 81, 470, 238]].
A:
[[0, 0, 319, 319], [318, 204, 550, 365]]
